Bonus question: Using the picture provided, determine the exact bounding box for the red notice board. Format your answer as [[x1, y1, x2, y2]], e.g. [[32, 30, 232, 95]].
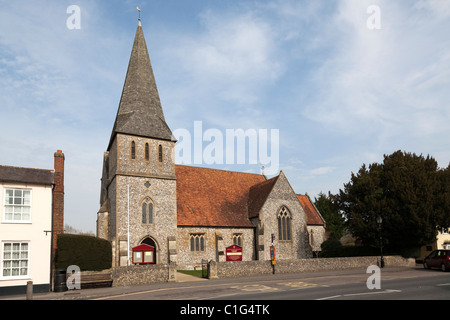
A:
[[132, 244, 155, 265], [226, 245, 242, 262]]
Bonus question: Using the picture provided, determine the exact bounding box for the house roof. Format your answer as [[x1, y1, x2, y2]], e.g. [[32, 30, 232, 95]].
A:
[[297, 194, 325, 226], [109, 21, 174, 150], [0, 165, 54, 186], [176, 165, 266, 227], [247, 175, 279, 219]]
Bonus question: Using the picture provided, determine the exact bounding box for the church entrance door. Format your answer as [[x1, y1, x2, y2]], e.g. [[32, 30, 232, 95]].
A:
[[140, 237, 157, 264]]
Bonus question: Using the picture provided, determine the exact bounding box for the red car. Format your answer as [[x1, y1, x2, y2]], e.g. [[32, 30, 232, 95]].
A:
[[423, 250, 450, 272]]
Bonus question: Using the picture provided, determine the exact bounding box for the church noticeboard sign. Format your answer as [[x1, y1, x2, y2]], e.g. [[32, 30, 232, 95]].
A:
[[226, 245, 242, 262], [132, 244, 155, 265]]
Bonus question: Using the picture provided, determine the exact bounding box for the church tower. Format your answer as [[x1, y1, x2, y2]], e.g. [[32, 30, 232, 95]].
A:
[[97, 19, 177, 267]]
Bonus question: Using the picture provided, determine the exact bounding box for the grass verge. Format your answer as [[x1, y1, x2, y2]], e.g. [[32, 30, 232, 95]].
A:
[[177, 269, 203, 278]]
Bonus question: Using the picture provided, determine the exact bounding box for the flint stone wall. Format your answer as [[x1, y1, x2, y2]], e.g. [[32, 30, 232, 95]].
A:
[[210, 256, 415, 279], [107, 256, 414, 287], [112, 263, 177, 287]]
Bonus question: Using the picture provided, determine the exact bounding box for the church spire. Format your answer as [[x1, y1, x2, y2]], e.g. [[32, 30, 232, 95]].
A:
[[109, 19, 174, 149]]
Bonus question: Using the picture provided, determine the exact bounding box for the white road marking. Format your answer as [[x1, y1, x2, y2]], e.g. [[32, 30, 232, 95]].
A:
[[317, 289, 401, 300], [436, 283, 450, 287]]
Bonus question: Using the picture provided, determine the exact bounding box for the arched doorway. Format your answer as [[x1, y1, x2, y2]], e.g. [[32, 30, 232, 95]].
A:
[[140, 236, 157, 264]]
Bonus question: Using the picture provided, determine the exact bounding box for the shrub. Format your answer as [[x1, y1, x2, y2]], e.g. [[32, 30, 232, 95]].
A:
[[321, 238, 343, 257], [321, 238, 381, 257], [55, 234, 112, 271]]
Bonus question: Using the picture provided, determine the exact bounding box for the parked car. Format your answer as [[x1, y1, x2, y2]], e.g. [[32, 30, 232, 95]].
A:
[[423, 250, 450, 271]]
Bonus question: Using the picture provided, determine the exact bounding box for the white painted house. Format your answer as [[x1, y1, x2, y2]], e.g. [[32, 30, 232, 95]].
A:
[[0, 151, 65, 295]]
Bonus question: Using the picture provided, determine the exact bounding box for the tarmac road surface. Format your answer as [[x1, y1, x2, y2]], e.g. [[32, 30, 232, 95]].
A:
[[3, 266, 448, 301]]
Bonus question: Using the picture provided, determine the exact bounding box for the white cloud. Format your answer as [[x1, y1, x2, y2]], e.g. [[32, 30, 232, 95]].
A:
[[0, 1, 123, 232], [303, 0, 450, 144], [310, 166, 336, 175], [158, 5, 284, 130], [413, 0, 450, 21], [195, 10, 279, 81]]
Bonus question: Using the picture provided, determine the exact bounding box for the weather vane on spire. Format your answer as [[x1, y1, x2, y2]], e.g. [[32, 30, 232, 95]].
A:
[[136, 6, 141, 21]]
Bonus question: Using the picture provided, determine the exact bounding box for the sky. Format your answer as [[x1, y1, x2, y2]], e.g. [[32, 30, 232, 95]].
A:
[[1, 0, 449, 233]]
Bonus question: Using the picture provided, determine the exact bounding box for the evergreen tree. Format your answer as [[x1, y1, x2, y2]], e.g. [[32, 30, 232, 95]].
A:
[[381, 151, 440, 250], [436, 164, 450, 229], [337, 162, 385, 248], [337, 150, 450, 252], [314, 192, 345, 240]]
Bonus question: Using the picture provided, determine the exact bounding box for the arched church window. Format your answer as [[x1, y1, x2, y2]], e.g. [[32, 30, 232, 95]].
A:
[[190, 234, 205, 252], [233, 234, 242, 247], [142, 198, 153, 224], [131, 141, 136, 159], [278, 207, 291, 241], [145, 143, 150, 161], [158, 144, 163, 162]]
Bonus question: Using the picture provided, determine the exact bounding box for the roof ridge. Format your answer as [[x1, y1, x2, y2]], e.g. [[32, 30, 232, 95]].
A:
[[249, 174, 279, 189], [175, 164, 267, 177], [0, 165, 53, 172]]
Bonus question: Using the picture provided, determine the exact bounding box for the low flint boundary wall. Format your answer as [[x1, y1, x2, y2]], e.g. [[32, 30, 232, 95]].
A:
[[210, 256, 416, 279], [108, 256, 414, 287], [111, 263, 177, 287]]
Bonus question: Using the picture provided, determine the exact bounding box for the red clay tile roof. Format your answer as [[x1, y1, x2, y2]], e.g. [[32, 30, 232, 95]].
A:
[[247, 176, 279, 219], [175, 165, 325, 228], [297, 194, 325, 226], [176, 165, 266, 227]]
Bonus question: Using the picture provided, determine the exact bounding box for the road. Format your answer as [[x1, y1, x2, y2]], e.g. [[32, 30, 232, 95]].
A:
[[94, 267, 450, 301], [215, 271, 450, 300]]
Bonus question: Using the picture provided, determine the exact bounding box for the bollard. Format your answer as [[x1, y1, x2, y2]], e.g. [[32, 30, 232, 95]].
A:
[[26, 281, 33, 300]]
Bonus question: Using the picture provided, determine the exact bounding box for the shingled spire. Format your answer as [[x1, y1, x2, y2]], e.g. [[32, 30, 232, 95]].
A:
[[109, 20, 174, 149]]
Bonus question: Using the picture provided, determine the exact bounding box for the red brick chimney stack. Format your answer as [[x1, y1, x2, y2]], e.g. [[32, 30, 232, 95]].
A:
[[52, 150, 65, 256]]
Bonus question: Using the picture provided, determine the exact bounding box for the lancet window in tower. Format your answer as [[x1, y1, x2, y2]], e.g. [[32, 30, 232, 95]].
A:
[[131, 141, 136, 159], [158, 144, 163, 163], [142, 198, 153, 224], [145, 143, 150, 161]]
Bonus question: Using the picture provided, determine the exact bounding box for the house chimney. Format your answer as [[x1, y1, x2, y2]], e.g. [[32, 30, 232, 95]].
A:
[[52, 150, 65, 256]]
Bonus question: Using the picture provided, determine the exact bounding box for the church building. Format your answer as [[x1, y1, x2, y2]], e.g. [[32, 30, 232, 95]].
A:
[[96, 20, 326, 268]]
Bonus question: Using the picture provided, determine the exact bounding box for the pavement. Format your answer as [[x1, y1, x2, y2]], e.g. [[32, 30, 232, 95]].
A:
[[1, 271, 207, 300]]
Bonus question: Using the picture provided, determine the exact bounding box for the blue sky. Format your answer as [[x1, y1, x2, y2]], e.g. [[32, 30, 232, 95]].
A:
[[1, 0, 449, 233]]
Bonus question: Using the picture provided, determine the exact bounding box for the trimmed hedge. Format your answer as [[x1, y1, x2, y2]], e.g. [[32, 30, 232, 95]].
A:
[[320, 238, 419, 258], [321, 238, 379, 258], [55, 234, 112, 271]]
